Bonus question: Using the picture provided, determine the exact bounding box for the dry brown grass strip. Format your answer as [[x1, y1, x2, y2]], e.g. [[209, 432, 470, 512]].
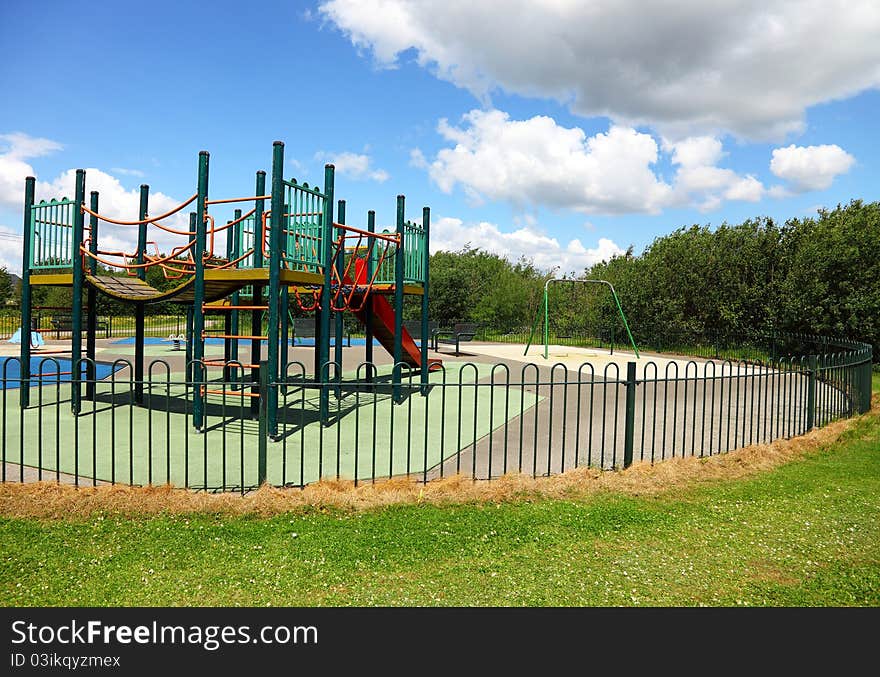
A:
[[1, 394, 876, 521]]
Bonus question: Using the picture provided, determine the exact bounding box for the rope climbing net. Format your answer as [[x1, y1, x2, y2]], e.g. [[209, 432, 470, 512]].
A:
[[76, 194, 267, 279], [292, 223, 399, 312]]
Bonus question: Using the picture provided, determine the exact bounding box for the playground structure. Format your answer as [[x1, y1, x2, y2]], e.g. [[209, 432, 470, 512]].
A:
[[18, 141, 438, 435], [524, 278, 640, 359], [8, 144, 874, 493]]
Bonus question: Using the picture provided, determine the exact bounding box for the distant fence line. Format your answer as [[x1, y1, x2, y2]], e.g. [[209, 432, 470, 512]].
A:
[[3, 311, 875, 365], [0, 312, 221, 340], [0, 331, 872, 493]]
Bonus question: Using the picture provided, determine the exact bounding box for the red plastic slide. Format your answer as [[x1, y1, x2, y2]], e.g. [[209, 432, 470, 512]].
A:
[[352, 295, 442, 370]]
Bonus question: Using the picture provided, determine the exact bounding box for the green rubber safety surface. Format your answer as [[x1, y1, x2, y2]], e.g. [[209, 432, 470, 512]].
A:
[[2, 363, 540, 489]]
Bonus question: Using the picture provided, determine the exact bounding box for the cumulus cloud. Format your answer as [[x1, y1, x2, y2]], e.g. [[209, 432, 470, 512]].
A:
[[0, 132, 62, 161], [430, 215, 624, 274], [769, 144, 856, 192], [36, 168, 202, 264], [663, 136, 764, 210], [423, 110, 764, 214], [428, 109, 671, 214], [319, 0, 880, 140], [0, 132, 64, 207], [110, 167, 146, 178], [314, 151, 389, 182], [0, 132, 195, 274], [0, 225, 23, 273]]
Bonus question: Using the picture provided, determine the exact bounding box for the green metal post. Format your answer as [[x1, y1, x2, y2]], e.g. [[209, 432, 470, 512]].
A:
[[623, 361, 637, 468], [86, 191, 98, 399], [192, 151, 209, 430], [251, 171, 266, 419], [281, 284, 290, 371], [185, 302, 193, 383], [364, 210, 375, 380], [861, 352, 873, 414], [609, 287, 640, 359], [523, 298, 544, 357], [19, 176, 35, 408], [318, 164, 335, 422], [543, 285, 549, 360], [185, 212, 196, 384], [334, 199, 345, 385], [267, 142, 285, 437], [806, 354, 817, 431], [134, 184, 149, 404], [229, 208, 241, 382], [279, 202, 290, 378], [420, 206, 430, 395], [393, 195, 405, 403], [257, 359, 268, 485], [70, 169, 86, 414]]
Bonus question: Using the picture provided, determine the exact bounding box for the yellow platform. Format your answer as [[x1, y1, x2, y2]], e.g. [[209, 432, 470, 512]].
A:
[[28, 269, 423, 303]]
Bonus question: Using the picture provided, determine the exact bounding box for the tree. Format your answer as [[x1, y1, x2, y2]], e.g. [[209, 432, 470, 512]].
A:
[[0, 267, 12, 305]]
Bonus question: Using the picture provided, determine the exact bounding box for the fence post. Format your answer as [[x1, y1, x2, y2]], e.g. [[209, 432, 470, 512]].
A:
[[806, 354, 817, 431], [859, 354, 872, 415], [623, 361, 637, 468], [257, 359, 268, 486]]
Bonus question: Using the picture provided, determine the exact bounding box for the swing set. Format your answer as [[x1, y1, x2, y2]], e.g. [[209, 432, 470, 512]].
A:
[[524, 278, 640, 359]]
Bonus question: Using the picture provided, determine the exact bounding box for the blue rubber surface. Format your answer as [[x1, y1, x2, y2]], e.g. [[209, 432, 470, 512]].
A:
[[0, 357, 124, 389]]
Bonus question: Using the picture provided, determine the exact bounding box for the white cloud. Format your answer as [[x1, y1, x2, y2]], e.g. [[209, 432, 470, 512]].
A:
[[663, 135, 764, 210], [319, 0, 880, 140], [0, 133, 64, 208], [429, 109, 672, 214], [409, 148, 428, 169], [423, 110, 764, 215], [0, 132, 62, 161], [314, 151, 389, 182], [110, 167, 146, 178], [0, 133, 200, 274], [769, 144, 856, 192], [35, 168, 198, 266], [0, 225, 23, 274], [430, 215, 624, 274]]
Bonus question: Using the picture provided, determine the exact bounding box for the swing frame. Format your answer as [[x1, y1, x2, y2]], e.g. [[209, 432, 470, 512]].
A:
[[524, 278, 640, 359]]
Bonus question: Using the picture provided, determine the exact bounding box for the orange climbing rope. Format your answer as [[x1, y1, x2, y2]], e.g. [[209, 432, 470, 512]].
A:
[[80, 239, 196, 271], [81, 194, 198, 234], [294, 285, 322, 311], [328, 226, 397, 312], [203, 305, 268, 311], [205, 195, 271, 206]]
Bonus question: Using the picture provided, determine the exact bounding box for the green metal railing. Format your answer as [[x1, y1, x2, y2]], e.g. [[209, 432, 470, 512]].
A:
[[281, 179, 325, 273], [236, 215, 257, 270], [30, 198, 77, 269], [0, 330, 871, 493], [402, 220, 426, 284], [369, 220, 426, 285]]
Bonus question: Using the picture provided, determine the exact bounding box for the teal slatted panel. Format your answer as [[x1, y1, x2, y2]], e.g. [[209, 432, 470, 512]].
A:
[[31, 198, 76, 269]]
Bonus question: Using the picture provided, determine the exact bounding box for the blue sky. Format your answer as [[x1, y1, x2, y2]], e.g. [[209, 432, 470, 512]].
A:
[[1, 0, 878, 276]]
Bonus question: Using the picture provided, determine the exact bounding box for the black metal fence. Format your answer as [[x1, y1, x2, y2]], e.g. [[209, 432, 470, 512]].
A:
[[1, 332, 872, 493], [0, 311, 197, 340]]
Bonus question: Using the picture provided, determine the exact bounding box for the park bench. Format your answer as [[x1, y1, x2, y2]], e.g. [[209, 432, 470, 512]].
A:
[[431, 322, 478, 355], [402, 319, 438, 342], [292, 317, 351, 346], [50, 315, 109, 339]]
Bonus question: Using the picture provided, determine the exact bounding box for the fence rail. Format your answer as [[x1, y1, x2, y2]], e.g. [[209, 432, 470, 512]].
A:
[[0, 313, 205, 340], [1, 331, 872, 494]]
